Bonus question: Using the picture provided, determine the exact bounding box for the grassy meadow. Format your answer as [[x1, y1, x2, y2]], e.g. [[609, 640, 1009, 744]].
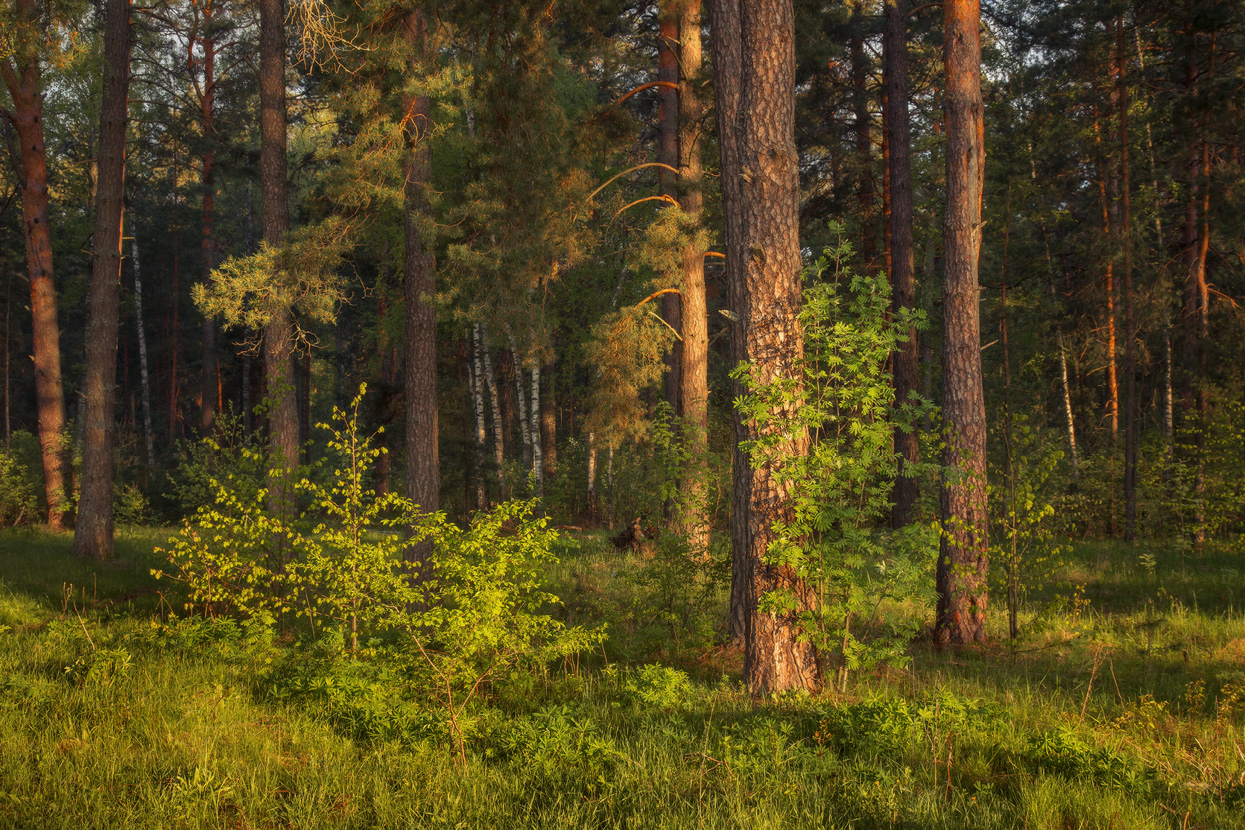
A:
[[0, 527, 1243, 829]]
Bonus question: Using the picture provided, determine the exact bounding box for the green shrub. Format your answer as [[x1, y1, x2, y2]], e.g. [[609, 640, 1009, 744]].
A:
[[0, 432, 41, 527], [734, 232, 939, 689]]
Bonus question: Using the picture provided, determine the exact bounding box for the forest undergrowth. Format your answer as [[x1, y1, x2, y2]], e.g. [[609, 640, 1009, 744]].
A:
[[1, 527, 1243, 829]]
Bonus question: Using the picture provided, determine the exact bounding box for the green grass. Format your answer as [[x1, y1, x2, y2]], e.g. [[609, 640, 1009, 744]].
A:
[[1, 527, 1243, 828]]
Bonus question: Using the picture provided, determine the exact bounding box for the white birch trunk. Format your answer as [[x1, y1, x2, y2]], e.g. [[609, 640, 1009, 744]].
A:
[[469, 324, 487, 509], [479, 323, 506, 498], [530, 363, 543, 496], [509, 334, 532, 471], [586, 430, 597, 514], [132, 239, 154, 470]]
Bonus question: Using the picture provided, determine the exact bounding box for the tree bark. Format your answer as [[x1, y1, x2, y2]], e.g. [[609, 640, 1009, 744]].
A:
[[850, 0, 876, 266], [197, 0, 219, 434], [735, 0, 820, 694], [678, 0, 710, 554], [403, 9, 439, 553], [884, 0, 919, 527], [711, 0, 748, 646], [72, 0, 131, 560], [132, 239, 154, 471], [935, 0, 988, 647], [509, 336, 532, 472], [540, 361, 557, 481], [479, 324, 506, 499], [530, 364, 543, 496], [1116, 17, 1137, 542], [1, 0, 70, 529], [470, 324, 488, 509], [658, 9, 683, 413], [260, 0, 298, 524]]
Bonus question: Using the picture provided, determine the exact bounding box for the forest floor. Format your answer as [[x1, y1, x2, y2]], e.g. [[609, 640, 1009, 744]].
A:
[[0, 527, 1243, 829]]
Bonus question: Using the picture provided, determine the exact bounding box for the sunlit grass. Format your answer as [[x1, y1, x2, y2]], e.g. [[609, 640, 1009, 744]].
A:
[[0, 527, 1242, 828]]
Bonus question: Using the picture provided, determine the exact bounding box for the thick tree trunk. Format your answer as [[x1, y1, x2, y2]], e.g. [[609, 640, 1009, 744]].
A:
[[132, 240, 154, 471], [679, 0, 710, 554], [710, 0, 748, 646], [260, 0, 298, 525], [2, 0, 70, 529], [735, 0, 820, 694], [884, 0, 919, 527], [72, 0, 131, 560], [658, 9, 683, 413], [403, 9, 439, 554], [935, 0, 988, 647]]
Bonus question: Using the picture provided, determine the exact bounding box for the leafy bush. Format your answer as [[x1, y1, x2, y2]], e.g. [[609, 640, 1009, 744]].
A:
[[169, 409, 268, 517], [734, 233, 939, 689], [155, 386, 603, 761], [0, 432, 41, 527]]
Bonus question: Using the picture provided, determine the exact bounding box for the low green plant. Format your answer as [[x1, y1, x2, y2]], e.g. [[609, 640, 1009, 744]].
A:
[[0, 432, 40, 527], [169, 408, 268, 517], [733, 231, 939, 690]]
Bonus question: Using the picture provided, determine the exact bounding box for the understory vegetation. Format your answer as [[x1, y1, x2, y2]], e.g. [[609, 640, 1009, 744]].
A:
[[2, 525, 1244, 829]]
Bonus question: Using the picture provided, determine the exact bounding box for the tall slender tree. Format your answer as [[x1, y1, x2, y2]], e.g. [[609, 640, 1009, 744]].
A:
[[73, 0, 133, 560], [403, 8, 439, 564], [1, 0, 71, 529], [884, 0, 919, 528], [935, 0, 988, 646]]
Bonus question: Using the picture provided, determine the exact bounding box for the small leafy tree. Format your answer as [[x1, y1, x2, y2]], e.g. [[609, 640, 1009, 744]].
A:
[[988, 415, 1071, 641], [156, 385, 600, 762], [734, 234, 938, 690]]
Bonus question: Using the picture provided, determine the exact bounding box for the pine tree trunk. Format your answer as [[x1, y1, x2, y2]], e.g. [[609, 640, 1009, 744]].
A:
[[1117, 18, 1138, 542], [710, 0, 748, 646], [260, 0, 297, 526], [658, 8, 682, 413], [72, 0, 131, 560], [403, 9, 439, 556], [1, 0, 70, 529], [198, 1, 218, 434], [679, 0, 710, 555], [851, 0, 876, 265], [735, 0, 820, 694], [132, 239, 154, 471], [935, 0, 988, 647], [885, 0, 919, 527]]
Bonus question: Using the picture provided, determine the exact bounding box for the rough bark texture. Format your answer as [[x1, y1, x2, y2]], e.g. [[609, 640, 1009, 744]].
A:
[[479, 324, 506, 499], [2, 0, 70, 529], [72, 0, 131, 560], [711, 0, 748, 646], [403, 9, 439, 555], [884, 0, 919, 528], [736, 0, 820, 694], [259, 0, 298, 527], [470, 327, 487, 510], [658, 12, 683, 414], [678, 0, 709, 554], [935, 0, 988, 647]]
